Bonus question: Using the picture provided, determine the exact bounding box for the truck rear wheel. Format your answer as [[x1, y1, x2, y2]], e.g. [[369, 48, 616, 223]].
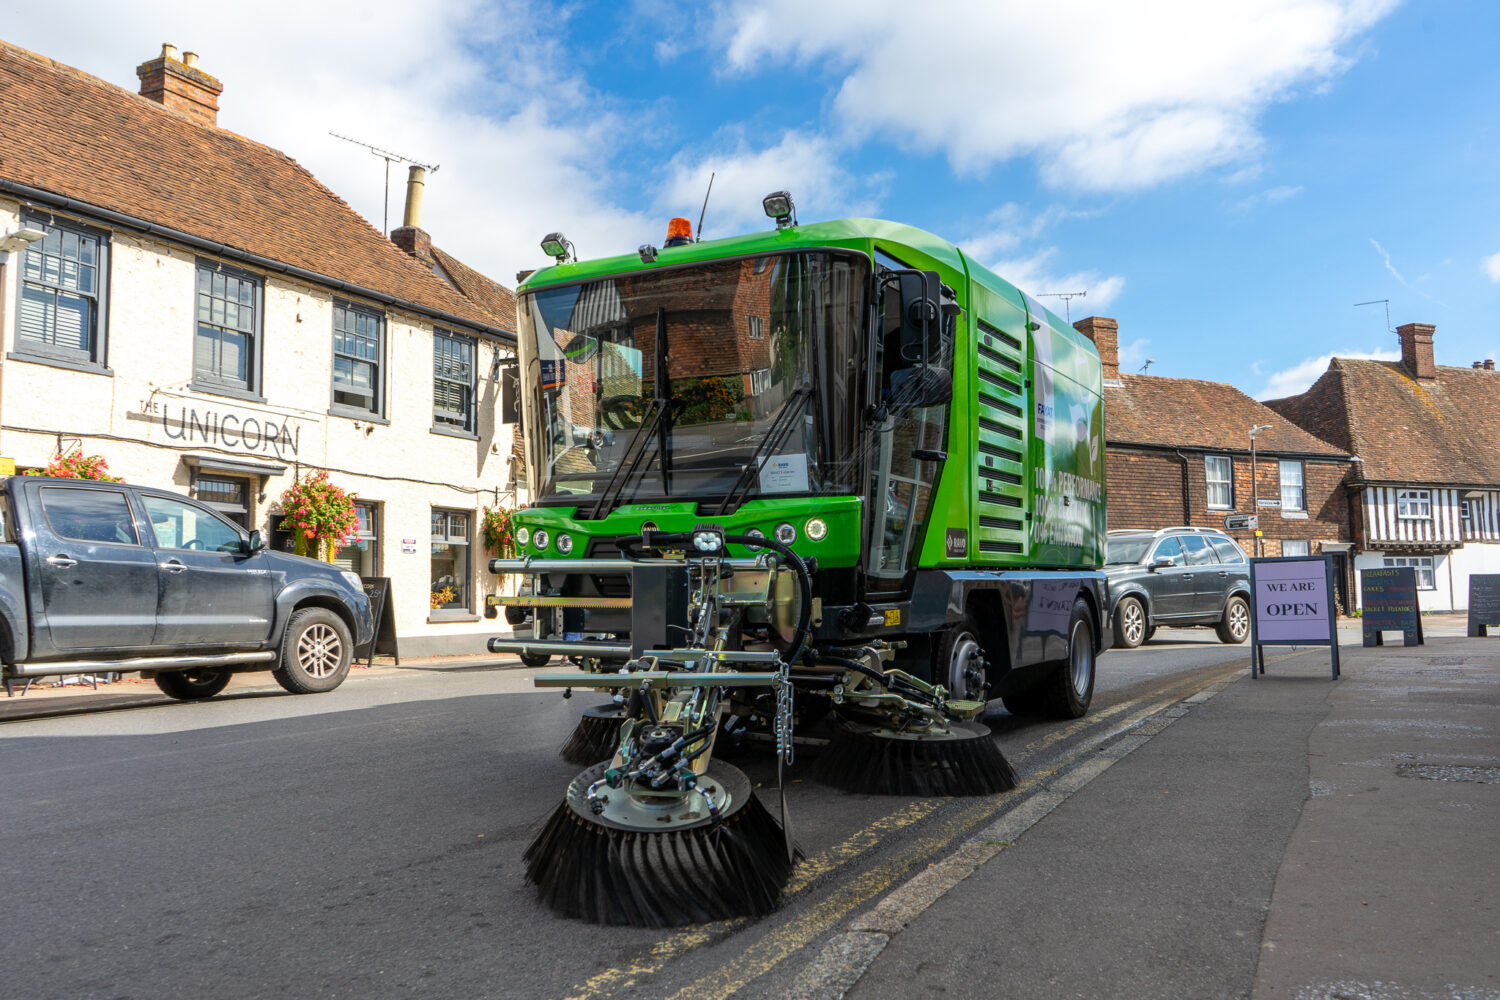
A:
[[155, 667, 232, 701], [273, 608, 353, 694]]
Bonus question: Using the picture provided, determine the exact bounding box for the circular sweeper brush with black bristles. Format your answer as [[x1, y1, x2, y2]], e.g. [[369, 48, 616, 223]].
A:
[[523, 760, 797, 927], [812, 719, 1018, 797], [559, 702, 626, 765]]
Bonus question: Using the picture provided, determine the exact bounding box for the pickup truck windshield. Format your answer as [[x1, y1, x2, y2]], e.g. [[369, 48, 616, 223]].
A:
[[518, 251, 865, 507]]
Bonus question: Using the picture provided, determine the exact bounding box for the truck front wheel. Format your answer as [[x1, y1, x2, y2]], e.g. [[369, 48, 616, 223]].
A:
[[155, 667, 232, 701], [937, 612, 989, 703], [273, 608, 353, 694]]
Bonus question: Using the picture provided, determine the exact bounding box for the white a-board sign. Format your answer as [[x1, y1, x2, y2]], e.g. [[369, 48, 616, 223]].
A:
[[1248, 555, 1340, 679]]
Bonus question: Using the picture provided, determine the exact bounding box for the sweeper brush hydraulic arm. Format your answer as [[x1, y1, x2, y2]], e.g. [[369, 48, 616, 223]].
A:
[[492, 528, 1019, 927]]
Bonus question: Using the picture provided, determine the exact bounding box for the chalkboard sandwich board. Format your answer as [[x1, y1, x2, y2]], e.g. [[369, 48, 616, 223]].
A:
[[1360, 567, 1423, 647], [1468, 574, 1500, 637]]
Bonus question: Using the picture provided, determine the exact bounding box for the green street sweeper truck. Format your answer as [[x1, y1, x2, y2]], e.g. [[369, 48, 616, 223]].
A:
[[488, 195, 1108, 927]]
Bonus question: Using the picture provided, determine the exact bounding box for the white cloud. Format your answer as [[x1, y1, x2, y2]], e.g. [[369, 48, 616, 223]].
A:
[[1482, 251, 1500, 283], [965, 205, 1125, 315], [1255, 347, 1399, 399], [1118, 337, 1153, 373], [715, 0, 1397, 191], [2, 0, 655, 294], [656, 130, 888, 238], [1232, 184, 1304, 213], [1369, 238, 1408, 285]]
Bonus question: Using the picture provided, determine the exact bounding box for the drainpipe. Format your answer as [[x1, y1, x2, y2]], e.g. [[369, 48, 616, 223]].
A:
[[1173, 449, 1192, 524]]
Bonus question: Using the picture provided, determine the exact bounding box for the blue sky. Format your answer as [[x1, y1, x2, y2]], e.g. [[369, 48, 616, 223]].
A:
[[7, 0, 1498, 398]]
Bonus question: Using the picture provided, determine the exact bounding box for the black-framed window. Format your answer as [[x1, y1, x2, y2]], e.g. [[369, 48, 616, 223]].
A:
[[1205, 455, 1233, 509], [194, 261, 262, 395], [433, 329, 476, 433], [192, 471, 251, 529], [430, 509, 470, 614], [332, 300, 384, 416], [17, 215, 109, 366], [334, 501, 379, 577]]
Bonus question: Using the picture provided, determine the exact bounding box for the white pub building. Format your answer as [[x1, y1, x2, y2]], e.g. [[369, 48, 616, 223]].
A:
[[0, 41, 521, 655]]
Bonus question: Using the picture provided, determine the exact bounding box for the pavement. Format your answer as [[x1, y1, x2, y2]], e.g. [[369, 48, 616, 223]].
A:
[[3, 617, 1496, 999]]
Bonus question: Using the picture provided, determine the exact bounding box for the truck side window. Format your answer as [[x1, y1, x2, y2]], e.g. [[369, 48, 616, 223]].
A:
[[1180, 534, 1215, 565], [40, 487, 139, 545], [1150, 536, 1183, 565], [143, 496, 244, 553]]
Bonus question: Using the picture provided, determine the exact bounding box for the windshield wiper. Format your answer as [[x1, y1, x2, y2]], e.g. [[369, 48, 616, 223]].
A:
[[589, 397, 669, 520], [716, 384, 813, 515]]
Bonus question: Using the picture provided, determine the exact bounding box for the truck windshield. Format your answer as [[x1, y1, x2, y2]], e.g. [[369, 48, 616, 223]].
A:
[[518, 251, 865, 508]]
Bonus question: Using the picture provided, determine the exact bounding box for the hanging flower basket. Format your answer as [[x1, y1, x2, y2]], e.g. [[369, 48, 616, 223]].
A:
[[24, 450, 124, 482], [481, 505, 518, 558], [277, 470, 358, 562]]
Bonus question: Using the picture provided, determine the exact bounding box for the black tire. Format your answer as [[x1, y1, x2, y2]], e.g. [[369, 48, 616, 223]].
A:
[[935, 611, 989, 703], [1040, 598, 1096, 719], [1216, 595, 1251, 644], [519, 651, 552, 668], [155, 668, 232, 701], [1113, 596, 1147, 649], [272, 608, 353, 694]]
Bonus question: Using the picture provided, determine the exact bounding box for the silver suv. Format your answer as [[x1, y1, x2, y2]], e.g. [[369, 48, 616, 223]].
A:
[[1103, 527, 1251, 648]]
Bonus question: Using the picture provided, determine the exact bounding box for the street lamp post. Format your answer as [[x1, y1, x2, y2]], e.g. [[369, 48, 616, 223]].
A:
[[1249, 424, 1271, 556]]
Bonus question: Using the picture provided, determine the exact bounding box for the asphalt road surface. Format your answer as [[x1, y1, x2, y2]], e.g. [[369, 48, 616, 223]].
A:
[[2, 632, 1260, 1000]]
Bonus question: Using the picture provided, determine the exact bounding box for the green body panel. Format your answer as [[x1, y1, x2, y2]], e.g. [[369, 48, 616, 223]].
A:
[[511, 496, 864, 565], [514, 218, 1104, 573]]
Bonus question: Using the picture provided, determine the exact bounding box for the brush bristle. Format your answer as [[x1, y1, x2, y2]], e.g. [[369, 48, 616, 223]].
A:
[[812, 720, 1018, 796], [559, 704, 625, 765], [522, 765, 797, 927]]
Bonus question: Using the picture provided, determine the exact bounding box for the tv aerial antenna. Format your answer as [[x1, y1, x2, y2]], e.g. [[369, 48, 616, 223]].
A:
[[1354, 298, 1393, 334], [1037, 290, 1086, 323], [329, 132, 440, 237]]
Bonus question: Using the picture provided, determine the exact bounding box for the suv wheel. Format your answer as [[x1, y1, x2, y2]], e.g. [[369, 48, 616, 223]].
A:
[[1113, 596, 1147, 649], [273, 608, 353, 694], [1216, 595, 1250, 644]]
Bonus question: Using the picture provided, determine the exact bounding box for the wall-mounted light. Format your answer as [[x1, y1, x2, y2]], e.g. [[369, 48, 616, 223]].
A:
[[0, 226, 46, 260]]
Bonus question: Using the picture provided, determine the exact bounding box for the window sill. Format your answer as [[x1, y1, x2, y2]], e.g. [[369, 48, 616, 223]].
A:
[[427, 612, 481, 623], [190, 381, 267, 405], [328, 406, 391, 426], [1206, 505, 1233, 512], [6, 351, 113, 376], [1280, 511, 1309, 520], [431, 425, 480, 441]]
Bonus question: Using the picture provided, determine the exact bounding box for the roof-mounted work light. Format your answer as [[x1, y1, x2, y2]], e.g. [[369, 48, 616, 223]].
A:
[[762, 190, 796, 229], [540, 232, 575, 263]]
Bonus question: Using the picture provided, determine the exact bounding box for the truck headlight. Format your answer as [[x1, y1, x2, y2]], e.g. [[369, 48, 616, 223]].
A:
[[516, 526, 531, 547], [340, 570, 363, 591], [533, 529, 550, 551], [556, 533, 573, 555], [804, 517, 828, 542], [775, 522, 796, 545]]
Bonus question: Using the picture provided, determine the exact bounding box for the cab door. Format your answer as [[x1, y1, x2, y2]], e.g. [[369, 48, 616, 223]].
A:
[[29, 484, 158, 652], [140, 492, 274, 647]]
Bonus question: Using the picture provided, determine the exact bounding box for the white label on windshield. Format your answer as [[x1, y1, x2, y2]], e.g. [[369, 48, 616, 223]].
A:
[[759, 453, 809, 494]]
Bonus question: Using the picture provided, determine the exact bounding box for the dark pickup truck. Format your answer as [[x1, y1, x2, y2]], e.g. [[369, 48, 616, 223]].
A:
[[0, 476, 373, 700]]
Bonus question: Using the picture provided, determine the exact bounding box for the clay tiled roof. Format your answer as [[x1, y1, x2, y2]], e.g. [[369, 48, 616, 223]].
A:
[[0, 40, 505, 336], [433, 247, 517, 332], [1266, 359, 1500, 485], [1106, 373, 1348, 457]]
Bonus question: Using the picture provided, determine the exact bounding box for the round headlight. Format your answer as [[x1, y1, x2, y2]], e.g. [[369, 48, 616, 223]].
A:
[[556, 533, 573, 555], [533, 529, 550, 551], [804, 517, 828, 542], [515, 526, 531, 547], [744, 528, 765, 551], [774, 522, 797, 545]]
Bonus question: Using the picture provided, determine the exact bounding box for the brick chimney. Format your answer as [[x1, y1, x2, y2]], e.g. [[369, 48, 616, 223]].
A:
[[1073, 316, 1120, 382], [1486, 359, 1495, 371], [390, 165, 434, 266], [1397, 322, 1436, 380], [136, 44, 223, 126]]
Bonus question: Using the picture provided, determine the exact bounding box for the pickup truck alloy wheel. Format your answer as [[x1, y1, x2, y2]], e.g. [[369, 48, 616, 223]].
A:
[[1113, 596, 1146, 649], [155, 667, 232, 701], [273, 608, 353, 694]]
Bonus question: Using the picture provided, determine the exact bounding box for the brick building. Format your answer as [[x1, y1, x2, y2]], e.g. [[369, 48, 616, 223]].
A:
[[1266, 323, 1500, 612], [1073, 316, 1357, 604], [0, 40, 521, 654]]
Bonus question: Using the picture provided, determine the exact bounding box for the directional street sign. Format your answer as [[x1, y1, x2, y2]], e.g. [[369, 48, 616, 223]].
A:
[[1223, 513, 1258, 530], [1257, 498, 1282, 508]]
